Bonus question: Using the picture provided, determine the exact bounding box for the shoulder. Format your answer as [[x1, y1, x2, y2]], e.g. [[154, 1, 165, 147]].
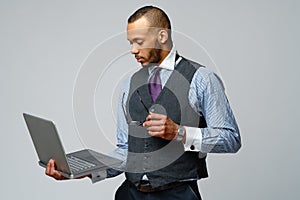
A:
[[183, 58, 224, 91], [182, 58, 215, 80], [181, 57, 214, 78]]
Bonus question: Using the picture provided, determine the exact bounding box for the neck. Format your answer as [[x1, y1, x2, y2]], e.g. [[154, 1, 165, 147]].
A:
[[158, 42, 173, 65]]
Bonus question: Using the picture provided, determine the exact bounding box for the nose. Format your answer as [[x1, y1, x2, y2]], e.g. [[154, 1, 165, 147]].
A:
[[130, 44, 139, 55]]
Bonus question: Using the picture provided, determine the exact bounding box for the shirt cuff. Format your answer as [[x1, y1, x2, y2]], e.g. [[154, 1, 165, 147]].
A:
[[183, 126, 202, 152], [90, 170, 107, 184]]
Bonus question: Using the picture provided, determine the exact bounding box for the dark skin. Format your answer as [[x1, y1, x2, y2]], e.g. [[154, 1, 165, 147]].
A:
[[45, 16, 186, 181], [45, 159, 68, 180], [143, 112, 186, 142]]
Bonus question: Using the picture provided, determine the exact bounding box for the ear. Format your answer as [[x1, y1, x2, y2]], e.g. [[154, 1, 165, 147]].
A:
[[158, 29, 169, 44]]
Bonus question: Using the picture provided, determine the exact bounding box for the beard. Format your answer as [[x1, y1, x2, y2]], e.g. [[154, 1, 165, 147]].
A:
[[141, 41, 162, 67]]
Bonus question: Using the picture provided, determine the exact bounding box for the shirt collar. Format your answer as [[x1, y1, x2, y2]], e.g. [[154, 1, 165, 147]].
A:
[[159, 45, 177, 71]]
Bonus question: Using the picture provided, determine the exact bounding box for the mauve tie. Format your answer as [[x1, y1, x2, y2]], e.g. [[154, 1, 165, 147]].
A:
[[148, 67, 162, 102]]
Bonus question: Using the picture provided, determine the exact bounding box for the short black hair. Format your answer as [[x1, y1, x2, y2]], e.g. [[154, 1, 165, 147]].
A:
[[128, 6, 171, 30]]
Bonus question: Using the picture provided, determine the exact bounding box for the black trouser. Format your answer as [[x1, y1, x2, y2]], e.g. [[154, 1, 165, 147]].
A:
[[115, 180, 201, 200]]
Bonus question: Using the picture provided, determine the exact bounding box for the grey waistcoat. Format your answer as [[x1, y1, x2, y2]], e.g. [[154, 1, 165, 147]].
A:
[[125, 56, 208, 188]]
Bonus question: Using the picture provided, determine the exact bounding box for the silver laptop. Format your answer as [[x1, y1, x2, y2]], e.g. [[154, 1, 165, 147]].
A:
[[23, 113, 122, 179]]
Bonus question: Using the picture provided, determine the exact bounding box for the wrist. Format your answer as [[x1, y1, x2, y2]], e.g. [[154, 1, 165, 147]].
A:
[[176, 125, 185, 142]]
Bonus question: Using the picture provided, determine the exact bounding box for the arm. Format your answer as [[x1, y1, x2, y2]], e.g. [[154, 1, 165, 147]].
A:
[[184, 68, 241, 153], [106, 78, 129, 176], [90, 78, 130, 183]]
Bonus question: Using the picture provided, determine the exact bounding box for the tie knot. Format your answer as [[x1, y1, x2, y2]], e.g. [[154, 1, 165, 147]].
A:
[[153, 66, 161, 73], [149, 67, 161, 83]]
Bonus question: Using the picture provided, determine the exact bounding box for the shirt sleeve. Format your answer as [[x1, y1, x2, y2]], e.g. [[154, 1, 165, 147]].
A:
[[183, 126, 202, 151], [185, 68, 241, 153], [90, 78, 130, 183]]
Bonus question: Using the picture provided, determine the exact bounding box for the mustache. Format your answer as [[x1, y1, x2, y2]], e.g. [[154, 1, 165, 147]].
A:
[[135, 55, 143, 59]]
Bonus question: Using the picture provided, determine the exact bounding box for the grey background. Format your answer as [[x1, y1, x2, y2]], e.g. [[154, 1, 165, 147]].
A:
[[1, 0, 299, 199]]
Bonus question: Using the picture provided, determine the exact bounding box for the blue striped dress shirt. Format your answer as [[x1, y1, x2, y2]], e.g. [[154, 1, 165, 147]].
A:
[[91, 47, 241, 182]]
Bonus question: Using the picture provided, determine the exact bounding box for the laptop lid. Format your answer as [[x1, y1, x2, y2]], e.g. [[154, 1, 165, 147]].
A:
[[23, 113, 72, 175]]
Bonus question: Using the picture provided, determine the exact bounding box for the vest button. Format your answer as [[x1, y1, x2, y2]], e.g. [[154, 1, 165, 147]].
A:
[[190, 145, 195, 150]]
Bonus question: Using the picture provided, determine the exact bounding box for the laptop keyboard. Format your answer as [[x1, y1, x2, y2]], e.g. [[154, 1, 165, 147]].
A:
[[67, 156, 96, 172]]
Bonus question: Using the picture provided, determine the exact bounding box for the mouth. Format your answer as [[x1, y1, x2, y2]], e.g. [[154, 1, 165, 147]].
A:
[[135, 56, 144, 63]]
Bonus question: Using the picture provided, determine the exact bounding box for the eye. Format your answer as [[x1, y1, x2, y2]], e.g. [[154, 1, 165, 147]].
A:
[[136, 40, 144, 45]]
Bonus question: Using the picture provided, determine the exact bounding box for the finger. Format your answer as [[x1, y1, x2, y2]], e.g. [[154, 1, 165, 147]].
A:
[[45, 159, 66, 180], [143, 119, 164, 127], [50, 159, 55, 169], [46, 160, 51, 175], [49, 160, 61, 177], [49, 160, 56, 175], [149, 112, 166, 120], [53, 171, 63, 180], [148, 131, 163, 137], [143, 120, 151, 127], [50, 163, 63, 180], [147, 125, 164, 132], [145, 114, 151, 121], [148, 119, 164, 126], [46, 160, 56, 177], [49, 159, 56, 173]]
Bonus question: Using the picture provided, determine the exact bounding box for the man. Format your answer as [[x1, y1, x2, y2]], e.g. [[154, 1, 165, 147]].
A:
[[46, 6, 241, 200]]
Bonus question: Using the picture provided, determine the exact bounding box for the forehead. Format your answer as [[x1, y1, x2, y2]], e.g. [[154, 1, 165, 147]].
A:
[[127, 17, 154, 39]]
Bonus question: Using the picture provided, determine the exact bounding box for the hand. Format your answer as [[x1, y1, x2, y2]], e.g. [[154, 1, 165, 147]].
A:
[[45, 159, 68, 180], [143, 112, 179, 140]]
